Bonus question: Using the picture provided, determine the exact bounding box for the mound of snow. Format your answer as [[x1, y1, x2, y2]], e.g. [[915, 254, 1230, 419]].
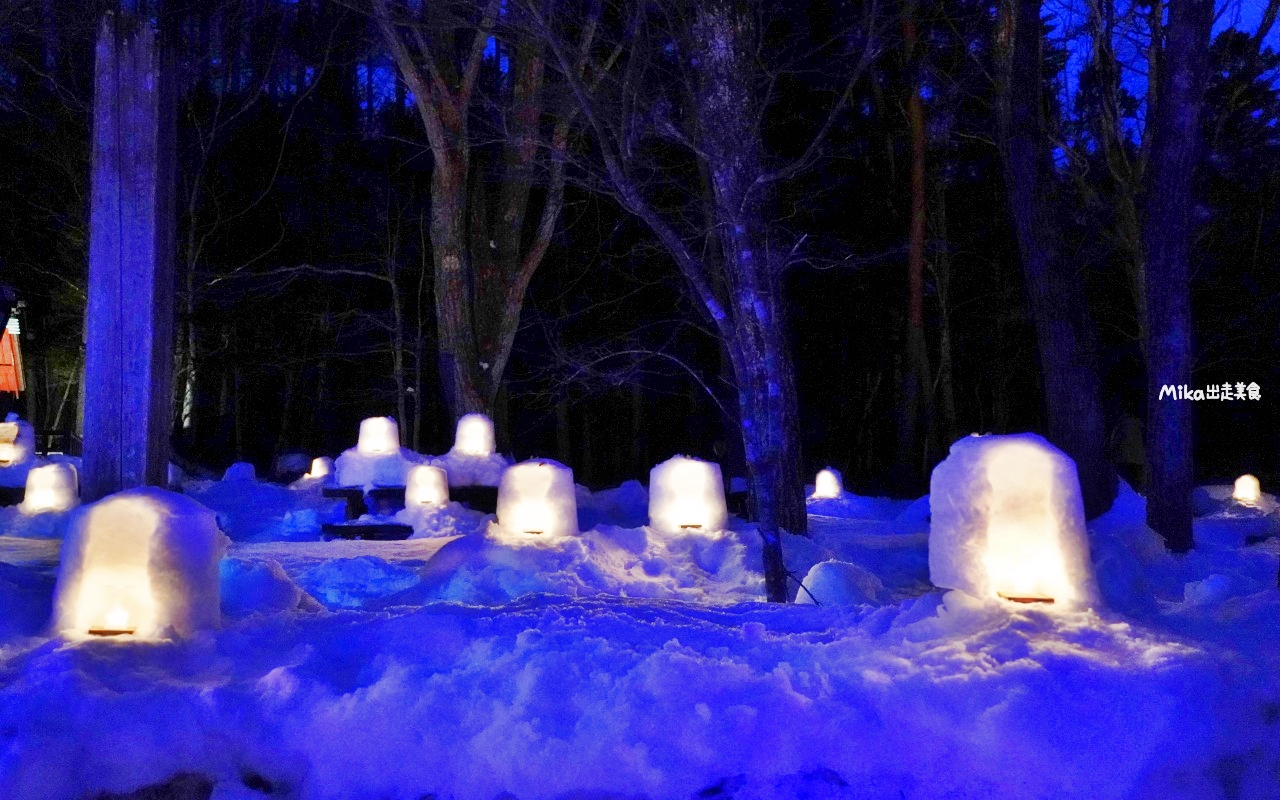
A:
[[413, 522, 763, 604], [795, 560, 887, 606], [220, 558, 314, 618], [296, 556, 423, 609], [396, 501, 489, 539], [222, 461, 257, 482], [185, 477, 344, 542]]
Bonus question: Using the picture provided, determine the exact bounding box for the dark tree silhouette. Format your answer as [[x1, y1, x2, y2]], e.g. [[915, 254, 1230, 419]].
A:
[[995, 0, 1117, 518], [1141, 0, 1214, 551], [539, 0, 877, 600]]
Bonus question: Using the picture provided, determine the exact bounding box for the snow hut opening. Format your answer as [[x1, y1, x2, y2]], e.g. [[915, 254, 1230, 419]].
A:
[[929, 434, 1098, 608], [648, 456, 728, 535], [53, 488, 226, 639]]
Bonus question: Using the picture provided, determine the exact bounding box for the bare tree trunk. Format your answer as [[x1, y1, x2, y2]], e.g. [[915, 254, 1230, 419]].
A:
[[997, 0, 1117, 518], [901, 3, 934, 481], [374, 0, 574, 422], [1142, 0, 1213, 552], [931, 179, 959, 446], [431, 154, 487, 416], [690, 2, 805, 600], [541, 0, 816, 600]]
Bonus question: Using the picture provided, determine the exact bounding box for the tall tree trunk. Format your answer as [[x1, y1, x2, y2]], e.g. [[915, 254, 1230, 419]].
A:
[[431, 153, 487, 417], [931, 178, 959, 446], [543, 0, 807, 600], [1141, 0, 1213, 552], [375, 0, 573, 423], [901, 3, 934, 482], [997, 0, 1117, 518], [691, 2, 806, 601]]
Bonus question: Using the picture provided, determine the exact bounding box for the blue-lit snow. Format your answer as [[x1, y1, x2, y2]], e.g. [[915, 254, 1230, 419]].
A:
[[0, 476, 1278, 799]]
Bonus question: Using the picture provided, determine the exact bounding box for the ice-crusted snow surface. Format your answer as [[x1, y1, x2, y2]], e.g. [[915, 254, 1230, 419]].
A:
[[0, 479, 1279, 799]]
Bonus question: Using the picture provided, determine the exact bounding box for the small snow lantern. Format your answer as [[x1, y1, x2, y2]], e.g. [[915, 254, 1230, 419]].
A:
[[53, 488, 227, 639], [19, 462, 78, 514], [453, 413, 496, 457], [357, 417, 400, 456], [406, 464, 449, 506], [309, 457, 334, 480], [337, 418, 414, 488], [0, 414, 34, 468], [1233, 474, 1261, 505], [813, 468, 843, 499], [929, 434, 1098, 607], [496, 459, 578, 537], [648, 455, 728, 535]]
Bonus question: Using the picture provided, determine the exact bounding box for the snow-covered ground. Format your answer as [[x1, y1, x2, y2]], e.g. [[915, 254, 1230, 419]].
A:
[[1, 474, 1279, 799]]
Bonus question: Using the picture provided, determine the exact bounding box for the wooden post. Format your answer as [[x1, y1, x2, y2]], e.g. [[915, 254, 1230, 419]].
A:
[[82, 14, 176, 500]]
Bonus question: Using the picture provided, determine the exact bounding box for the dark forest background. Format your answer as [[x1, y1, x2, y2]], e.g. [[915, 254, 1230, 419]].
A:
[[0, 0, 1276, 501]]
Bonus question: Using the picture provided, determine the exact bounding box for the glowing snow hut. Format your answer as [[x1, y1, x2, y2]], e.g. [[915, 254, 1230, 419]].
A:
[[813, 468, 843, 499], [357, 417, 400, 456], [309, 457, 334, 480], [53, 488, 227, 639], [648, 455, 728, 535], [0, 413, 34, 469], [929, 434, 1099, 607], [1234, 474, 1261, 505], [453, 413, 496, 457], [496, 459, 577, 537], [335, 417, 415, 488], [406, 464, 449, 506], [19, 462, 78, 514]]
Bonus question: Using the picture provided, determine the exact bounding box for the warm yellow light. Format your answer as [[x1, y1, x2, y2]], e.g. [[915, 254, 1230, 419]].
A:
[[406, 464, 449, 506], [453, 413, 496, 457], [981, 443, 1075, 603], [70, 501, 159, 636], [19, 462, 78, 514], [105, 604, 131, 631], [0, 442, 15, 465], [1233, 474, 1261, 505], [648, 456, 728, 535], [54, 489, 226, 640], [309, 457, 333, 479], [496, 460, 578, 537], [356, 417, 400, 456], [929, 434, 1098, 608], [813, 468, 842, 499]]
